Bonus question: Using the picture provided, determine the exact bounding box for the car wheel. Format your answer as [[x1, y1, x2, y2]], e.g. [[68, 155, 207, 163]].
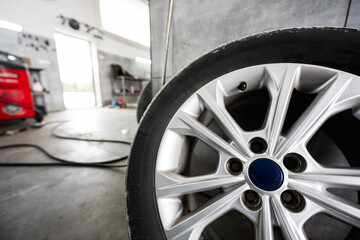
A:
[[126, 28, 360, 240]]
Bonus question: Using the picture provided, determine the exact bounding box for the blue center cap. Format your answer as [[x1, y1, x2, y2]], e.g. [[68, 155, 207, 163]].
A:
[[248, 158, 284, 191]]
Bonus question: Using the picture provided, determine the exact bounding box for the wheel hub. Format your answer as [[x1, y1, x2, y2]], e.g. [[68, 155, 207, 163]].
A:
[[248, 158, 284, 191]]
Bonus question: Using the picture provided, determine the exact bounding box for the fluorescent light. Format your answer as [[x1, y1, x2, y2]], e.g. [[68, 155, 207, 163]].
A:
[[0, 19, 23, 32], [135, 57, 151, 65]]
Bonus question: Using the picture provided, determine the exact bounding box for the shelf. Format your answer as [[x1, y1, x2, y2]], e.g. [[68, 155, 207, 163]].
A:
[[28, 67, 44, 71], [113, 92, 141, 96], [112, 71, 147, 104], [32, 91, 48, 95], [115, 76, 149, 82]]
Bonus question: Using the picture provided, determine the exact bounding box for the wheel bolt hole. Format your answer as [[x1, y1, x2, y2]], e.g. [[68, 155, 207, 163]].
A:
[[243, 190, 261, 210], [249, 137, 267, 154], [237, 82, 247, 91], [227, 158, 243, 175], [281, 190, 305, 212], [283, 153, 306, 173]]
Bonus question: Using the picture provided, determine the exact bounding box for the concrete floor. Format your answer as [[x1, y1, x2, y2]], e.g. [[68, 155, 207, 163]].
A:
[[0, 108, 138, 240]]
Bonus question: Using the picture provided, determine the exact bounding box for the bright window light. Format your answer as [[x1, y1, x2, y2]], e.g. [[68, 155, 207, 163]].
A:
[[54, 32, 96, 109], [135, 57, 151, 65], [0, 19, 23, 32], [99, 0, 150, 47]]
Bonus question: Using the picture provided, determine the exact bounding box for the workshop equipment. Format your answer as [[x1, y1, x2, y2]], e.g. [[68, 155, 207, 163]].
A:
[[0, 51, 40, 122]]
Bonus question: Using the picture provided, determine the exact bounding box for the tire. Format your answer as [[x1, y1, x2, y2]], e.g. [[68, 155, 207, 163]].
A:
[[136, 80, 152, 123], [126, 28, 360, 240]]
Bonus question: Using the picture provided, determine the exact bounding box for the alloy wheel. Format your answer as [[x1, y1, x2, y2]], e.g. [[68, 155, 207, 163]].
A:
[[154, 63, 360, 240]]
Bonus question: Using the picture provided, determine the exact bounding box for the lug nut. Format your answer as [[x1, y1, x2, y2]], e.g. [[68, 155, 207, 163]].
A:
[[281, 191, 293, 203], [283, 153, 306, 172], [243, 190, 261, 210], [237, 82, 247, 91], [249, 137, 268, 154], [281, 190, 305, 212], [227, 158, 243, 175], [245, 191, 257, 203]]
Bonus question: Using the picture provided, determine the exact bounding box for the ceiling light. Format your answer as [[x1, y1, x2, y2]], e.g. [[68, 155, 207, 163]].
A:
[[0, 19, 23, 32], [135, 57, 151, 65]]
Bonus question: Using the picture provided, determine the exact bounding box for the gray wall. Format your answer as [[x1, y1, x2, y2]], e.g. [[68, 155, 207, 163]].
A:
[[97, 51, 150, 106], [150, 0, 360, 95]]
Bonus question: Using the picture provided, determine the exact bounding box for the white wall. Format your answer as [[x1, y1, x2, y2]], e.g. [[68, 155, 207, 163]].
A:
[[0, 0, 150, 59]]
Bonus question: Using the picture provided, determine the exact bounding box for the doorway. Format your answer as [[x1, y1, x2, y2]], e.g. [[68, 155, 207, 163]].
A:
[[54, 32, 96, 109]]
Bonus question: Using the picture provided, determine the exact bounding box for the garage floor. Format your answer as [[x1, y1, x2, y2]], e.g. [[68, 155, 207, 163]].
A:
[[0, 108, 138, 240]]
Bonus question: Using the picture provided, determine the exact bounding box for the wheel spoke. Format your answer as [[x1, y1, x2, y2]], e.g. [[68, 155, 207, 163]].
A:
[[232, 186, 259, 223], [289, 180, 360, 227], [271, 196, 308, 240], [173, 110, 247, 161], [289, 144, 324, 172], [165, 185, 245, 240], [265, 65, 300, 155], [156, 171, 245, 198], [289, 168, 360, 189], [197, 84, 253, 157], [256, 195, 275, 240], [276, 73, 354, 158]]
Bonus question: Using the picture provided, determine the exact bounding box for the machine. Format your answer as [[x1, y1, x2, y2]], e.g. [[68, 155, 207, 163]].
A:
[[0, 51, 42, 122]]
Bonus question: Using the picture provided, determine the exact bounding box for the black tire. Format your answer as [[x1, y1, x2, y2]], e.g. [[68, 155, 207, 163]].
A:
[[126, 28, 360, 239], [136, 80, 153, 123]]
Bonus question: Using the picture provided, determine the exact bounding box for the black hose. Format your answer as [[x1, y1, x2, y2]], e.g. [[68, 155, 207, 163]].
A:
[[51, 121, 132, 145], [0, 162, 127, 168], [0, 121, 131, 168]]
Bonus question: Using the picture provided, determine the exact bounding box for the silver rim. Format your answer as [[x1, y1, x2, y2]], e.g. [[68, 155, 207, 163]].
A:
[[155, 63, 360, 240]]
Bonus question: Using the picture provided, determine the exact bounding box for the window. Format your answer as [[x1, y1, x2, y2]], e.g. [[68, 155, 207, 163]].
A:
[[99, 0, 150, 47]]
